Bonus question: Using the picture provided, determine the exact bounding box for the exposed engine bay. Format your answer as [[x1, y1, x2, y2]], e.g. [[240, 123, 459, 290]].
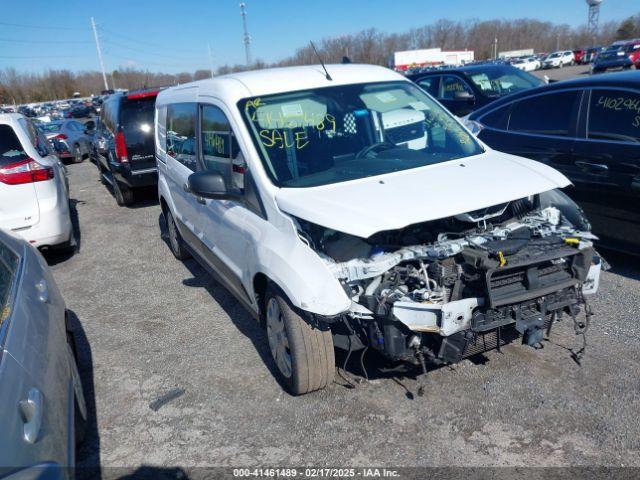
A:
[[296, 193, 602, 370]]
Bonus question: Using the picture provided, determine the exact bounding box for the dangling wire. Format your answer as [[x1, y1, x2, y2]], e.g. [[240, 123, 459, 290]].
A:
[[570, 290, 592, 365]]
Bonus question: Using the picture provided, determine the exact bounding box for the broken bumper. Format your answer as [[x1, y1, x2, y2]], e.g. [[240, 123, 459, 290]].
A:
[[392, 252, 601, 339]]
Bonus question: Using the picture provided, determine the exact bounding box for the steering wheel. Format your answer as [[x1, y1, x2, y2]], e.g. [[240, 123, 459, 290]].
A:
[[355, 141, 397, 159]]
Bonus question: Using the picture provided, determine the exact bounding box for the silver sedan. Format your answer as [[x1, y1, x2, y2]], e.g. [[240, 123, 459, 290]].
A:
[[0, 229, 86, 479], [36, 120, 94, 164]]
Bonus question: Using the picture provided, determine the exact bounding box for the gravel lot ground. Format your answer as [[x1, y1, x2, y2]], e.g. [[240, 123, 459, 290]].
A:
[[48, 134, 640, 477]]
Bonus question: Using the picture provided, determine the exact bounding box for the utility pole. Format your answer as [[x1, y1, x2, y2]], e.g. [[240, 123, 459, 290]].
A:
[[90, 17, 109, 91], [208, 44, 215, 78], [240, 3, 252, 66], [493, 36, 498, 60]]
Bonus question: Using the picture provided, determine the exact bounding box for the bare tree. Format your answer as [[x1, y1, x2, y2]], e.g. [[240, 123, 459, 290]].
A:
[[2, 13, 637, 103]]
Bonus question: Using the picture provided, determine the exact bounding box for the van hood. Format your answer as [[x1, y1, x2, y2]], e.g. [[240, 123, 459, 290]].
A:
[[275, 152, 571, 238]]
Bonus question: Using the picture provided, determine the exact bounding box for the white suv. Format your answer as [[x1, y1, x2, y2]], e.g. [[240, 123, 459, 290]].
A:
[[542, 50, 575, 68], [156, 65, 601, 395], [0, 114, 74, 251]]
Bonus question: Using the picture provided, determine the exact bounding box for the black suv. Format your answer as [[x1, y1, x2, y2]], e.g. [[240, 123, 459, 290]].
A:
[[407, 64, 543, 117], [96, 88, 163, 205]]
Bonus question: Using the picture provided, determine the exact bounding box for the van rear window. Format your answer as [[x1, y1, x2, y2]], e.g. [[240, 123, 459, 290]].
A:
[[0, 125, 29, 168], [120, 97, 156, 145]]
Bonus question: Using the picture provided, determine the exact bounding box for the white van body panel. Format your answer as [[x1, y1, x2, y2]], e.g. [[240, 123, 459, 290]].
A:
[[275, 152, 570, 239]]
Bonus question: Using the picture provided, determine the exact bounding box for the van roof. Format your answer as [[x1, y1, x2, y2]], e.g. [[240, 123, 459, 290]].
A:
[[156, 64, 405, 106], [0, 113, 22, 125]]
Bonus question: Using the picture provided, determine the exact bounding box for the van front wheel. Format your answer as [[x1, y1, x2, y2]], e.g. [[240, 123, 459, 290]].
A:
[[265, 286, 335, 395]]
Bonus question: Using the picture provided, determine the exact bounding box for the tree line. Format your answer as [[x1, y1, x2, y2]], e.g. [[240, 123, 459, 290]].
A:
[[2, 13, 639, 104]]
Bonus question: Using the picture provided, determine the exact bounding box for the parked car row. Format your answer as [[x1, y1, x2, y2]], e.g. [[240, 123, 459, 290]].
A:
[[1, 97, 104, 124], [591, 39, 640, 74], [440, 39, 640, 75]]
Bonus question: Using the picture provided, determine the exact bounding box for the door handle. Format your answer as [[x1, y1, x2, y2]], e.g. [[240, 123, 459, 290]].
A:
[[19, 388, 43, 444], [574, 161, 609, 173]]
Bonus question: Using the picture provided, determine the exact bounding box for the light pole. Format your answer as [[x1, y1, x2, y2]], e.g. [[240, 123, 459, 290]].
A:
[[240, 3, 252, 66], [90, 17, 109, 91]]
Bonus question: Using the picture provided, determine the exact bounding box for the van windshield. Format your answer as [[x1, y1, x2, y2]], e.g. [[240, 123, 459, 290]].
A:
[[239, 81, 482, 188]]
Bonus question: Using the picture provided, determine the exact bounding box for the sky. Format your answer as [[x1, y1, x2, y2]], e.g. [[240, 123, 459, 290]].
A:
[[0, 0, 637, 74]]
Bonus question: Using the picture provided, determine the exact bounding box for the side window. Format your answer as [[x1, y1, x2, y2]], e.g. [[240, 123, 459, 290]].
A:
[[588, 90, 640, 144], [509, 91, 579, 137], [102, 99, 117, 132], [439, 75, 473, 100], [480, 105, 511, 131], [416, 77, 437, 97], [201, 104, 242, 191], [166, 103, 197, 171], [155, 105, 167, 154], [100, 104, 109, 131]]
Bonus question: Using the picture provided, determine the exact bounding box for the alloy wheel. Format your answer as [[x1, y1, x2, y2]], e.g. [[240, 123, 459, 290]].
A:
[[266, 297, 292, 378], [167, 212, 180, 255]]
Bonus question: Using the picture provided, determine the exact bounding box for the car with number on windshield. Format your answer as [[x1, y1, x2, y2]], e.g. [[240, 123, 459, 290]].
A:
[[465, 70, 640, 255], [156, 64, 601, 395], [406, 64, 544, 117]]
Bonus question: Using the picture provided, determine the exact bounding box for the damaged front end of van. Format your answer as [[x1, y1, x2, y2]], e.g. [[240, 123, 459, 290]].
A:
[[290, 189, 601, 374]]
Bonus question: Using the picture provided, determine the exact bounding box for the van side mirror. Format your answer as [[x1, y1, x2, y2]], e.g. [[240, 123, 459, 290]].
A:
[[188, 170, 238, 200]]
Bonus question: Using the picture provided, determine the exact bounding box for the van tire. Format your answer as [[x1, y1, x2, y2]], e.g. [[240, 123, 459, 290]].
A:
[[165, 209, 191, 260], [265, 285, 334, 395], [113, 180, 133, 206]]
